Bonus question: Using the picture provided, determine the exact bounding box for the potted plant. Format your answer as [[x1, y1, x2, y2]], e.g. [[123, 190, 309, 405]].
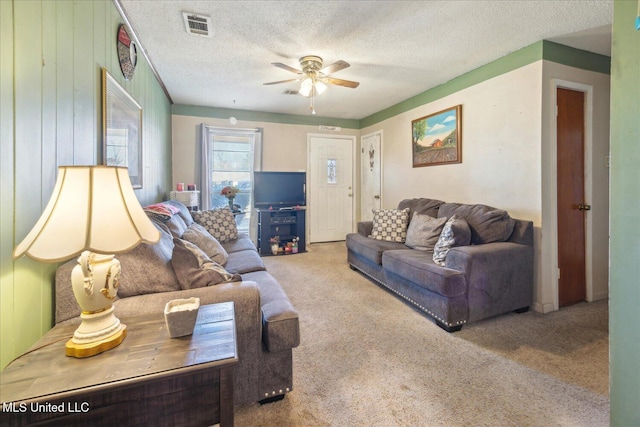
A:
[[220, 185, 240, 210], [291, 236, 299, 254]]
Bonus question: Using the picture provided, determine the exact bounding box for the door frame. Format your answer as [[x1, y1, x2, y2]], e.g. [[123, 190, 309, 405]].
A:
[[306, 133, 357, 242], [551, 79, 594, 310], [360, 130, 384, 221]]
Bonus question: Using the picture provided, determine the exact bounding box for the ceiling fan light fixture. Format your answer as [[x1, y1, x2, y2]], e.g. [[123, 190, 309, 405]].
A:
[[315, 80, 327, 95], [299, 77, 313, 97], [264, 54, 359, 114]]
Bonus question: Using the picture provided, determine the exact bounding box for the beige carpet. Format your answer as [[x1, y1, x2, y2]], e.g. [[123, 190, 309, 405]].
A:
[[235, 242, 609, 426]]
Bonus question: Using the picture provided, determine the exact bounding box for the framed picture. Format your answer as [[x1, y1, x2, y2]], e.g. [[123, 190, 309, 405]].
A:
[[102, 68, 143, 188], [411, 104, 462, 167]]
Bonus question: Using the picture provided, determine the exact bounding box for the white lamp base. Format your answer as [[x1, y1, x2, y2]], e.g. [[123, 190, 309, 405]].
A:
[[66, 306, 127, 358], [66, 325, 127, 358], [67, 251, 126, 358]]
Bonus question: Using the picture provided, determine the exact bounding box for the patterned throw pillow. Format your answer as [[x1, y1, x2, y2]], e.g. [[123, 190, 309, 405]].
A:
[[143, 202, 180, 222], [433, 215, 472, 266], [369, 208, 410, 243], [191, 207, 238, 243]]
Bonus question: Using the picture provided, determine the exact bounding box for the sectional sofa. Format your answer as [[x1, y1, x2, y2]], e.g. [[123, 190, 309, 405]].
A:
[[51, 200, 300, 405], [346, 198, 534, 331]]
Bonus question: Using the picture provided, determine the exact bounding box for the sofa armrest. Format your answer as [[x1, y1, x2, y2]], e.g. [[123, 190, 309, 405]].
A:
[[357, 221, 373, 236], [508, 219, 534, 246], [445, 242, 534, 320]]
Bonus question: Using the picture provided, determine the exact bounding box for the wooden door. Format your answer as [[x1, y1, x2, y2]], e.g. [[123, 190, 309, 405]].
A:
[[360, 131, 382, 221], [556, 88, 587, 307], [308, 135, 354, 242]]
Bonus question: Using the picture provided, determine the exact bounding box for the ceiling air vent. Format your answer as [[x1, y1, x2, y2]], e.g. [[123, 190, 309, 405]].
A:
[[182, 12, 212, 37]]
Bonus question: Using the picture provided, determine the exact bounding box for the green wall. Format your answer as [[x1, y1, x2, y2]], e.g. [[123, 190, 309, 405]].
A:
[[609, 1, 640, 425], [0, 0, 172, 369]]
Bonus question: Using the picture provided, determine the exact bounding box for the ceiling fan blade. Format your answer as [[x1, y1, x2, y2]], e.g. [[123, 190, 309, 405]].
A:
[[320, 60, 350, 75], [271, 62, 303, 74], [322, 77, 360, 88], [263, 78, 301, 86]]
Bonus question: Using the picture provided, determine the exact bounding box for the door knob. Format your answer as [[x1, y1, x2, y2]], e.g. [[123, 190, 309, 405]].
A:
[[578, 204, 591, 211], [348, 193, 353, 197], [374, 195, 380, 199]]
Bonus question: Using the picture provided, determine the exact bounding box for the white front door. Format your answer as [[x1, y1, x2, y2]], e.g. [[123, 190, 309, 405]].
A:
[[308, 134, 355, 242], [360, 131, 382, 221]]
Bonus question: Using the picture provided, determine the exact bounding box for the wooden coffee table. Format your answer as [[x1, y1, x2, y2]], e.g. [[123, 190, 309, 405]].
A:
[[0, 302, 237, 426]]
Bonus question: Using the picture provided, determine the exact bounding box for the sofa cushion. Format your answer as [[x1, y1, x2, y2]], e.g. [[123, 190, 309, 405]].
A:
[[369, 208, 410, 242], [221, 233, 258, 254], [182, 222, 229, 265], [192, 207, 239, 243], [438, 203, 515, 244], [405, 213, 448, 251], [433, 215, 472, 266], [225, 249, 266, 274], [382, 250, 467, 297], [398, 198, 445, 218], [346, 232, 408, 265], [171, 238, 241, 290], [116, 222, 181, 298]]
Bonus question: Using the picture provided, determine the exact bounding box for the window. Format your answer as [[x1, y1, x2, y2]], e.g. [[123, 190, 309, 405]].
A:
[[201, 126, 262, 233]]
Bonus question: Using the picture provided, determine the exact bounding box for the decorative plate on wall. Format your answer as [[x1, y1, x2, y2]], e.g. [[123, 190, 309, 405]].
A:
[[117, 24, 137, 80]]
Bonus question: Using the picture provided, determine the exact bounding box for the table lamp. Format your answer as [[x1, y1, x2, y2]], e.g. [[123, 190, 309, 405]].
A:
[[13, 166, 160, 358]]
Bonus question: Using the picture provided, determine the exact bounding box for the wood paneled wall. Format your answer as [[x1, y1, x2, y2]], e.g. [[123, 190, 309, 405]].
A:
[[0, 0, 172, 368]]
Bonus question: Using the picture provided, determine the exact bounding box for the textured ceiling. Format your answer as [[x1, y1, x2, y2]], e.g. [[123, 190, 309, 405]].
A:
[[119, 0, 613, 120]]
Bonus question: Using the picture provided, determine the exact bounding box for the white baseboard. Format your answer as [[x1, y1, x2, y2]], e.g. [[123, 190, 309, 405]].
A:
[[588, 291, 609, 302], [533, 301, 556, 314]]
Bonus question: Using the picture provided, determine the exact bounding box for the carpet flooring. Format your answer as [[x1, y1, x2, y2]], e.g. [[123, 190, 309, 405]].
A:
[[235, 242, 609, 426]]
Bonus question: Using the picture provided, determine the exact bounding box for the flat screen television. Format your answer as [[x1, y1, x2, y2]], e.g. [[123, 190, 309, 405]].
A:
[[253, 171, 306, 208]]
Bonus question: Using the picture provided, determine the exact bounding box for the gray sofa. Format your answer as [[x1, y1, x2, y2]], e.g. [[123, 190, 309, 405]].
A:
[[51, 200, 299, 406], [346, 198, 533, 332]]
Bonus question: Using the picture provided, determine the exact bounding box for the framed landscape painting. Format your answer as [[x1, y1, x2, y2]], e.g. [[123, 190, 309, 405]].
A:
[[102, 68, 143, 188], [412, 105, 462, 167]]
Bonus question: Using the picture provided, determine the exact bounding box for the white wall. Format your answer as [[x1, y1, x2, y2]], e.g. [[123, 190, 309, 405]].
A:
[[362, 62, 543, 221], [171, 115, 360, 186]]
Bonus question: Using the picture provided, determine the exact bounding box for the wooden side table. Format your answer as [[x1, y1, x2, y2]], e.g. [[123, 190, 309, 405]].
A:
[[0, 302, 237, 426]]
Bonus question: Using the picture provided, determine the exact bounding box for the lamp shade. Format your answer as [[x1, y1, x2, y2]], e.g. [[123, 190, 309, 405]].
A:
[[14, 166, 160, 262]]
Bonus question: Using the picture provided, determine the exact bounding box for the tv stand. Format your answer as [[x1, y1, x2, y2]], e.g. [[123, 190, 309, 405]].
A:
[[256, 208, 306, 255]]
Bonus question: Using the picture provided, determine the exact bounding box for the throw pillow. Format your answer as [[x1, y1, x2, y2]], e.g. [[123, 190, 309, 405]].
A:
[[437, 203, 515, 244], [369, 208, 410, 243], [171, 238, 241, 290], [116, 223, 181, 297], [433, 215, 472, 266], [182, 222, 229, 265], [405, 213, 448, 251], [143, 202, 180, 222], [191, 207, 239, 243]]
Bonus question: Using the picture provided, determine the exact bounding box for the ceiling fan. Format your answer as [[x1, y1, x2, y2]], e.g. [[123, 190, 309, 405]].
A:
[[263, 55, 360, 114]]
